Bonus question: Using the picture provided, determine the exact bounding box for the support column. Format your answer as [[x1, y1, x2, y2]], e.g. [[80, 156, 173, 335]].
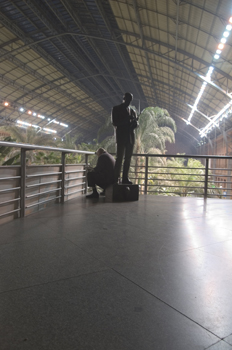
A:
[[85, 154, 89, 194], [204, 158, 209, 200], [61, 152, 66, 203], [144, 156, 148, 195], [20, 149, 26, 217]]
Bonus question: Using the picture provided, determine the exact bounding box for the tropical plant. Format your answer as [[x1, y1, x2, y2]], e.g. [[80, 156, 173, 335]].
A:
[[132, 107, 176, 183], [146, 156, 222, 198], [1, 126, 56, 165]]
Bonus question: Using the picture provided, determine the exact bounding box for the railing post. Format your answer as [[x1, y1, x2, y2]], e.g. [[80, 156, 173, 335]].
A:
[[61, 152, 65, 203], [20, 148, 26, 217], [144, 156, 148, 195], [204, 158, 209, 200], [85, 154, 89, 194]]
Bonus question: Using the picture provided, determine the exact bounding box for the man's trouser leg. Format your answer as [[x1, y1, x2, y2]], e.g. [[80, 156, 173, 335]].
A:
[[87, 171, 106, 189], [114, 139, 125, 182], [122, 141, 134, 181], [87, 171, 96, 188]]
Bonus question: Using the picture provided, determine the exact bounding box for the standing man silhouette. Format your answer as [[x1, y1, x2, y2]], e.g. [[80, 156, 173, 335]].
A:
[[112, 92, 138, 184]]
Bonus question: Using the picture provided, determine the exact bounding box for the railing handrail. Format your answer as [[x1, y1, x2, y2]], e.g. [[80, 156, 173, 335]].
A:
[[1, 141, 232, 159], [0, 141, 95, 155], [129, 153, 232, 159]]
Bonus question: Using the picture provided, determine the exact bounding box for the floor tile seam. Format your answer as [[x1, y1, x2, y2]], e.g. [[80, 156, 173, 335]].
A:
[[0, 235, 64, 248], [178, 237, 232, 252], [110, 267, 223, 342], [196, 248, 232, 262], [61, 238, 224, 342], [0, 268, 110, 295], [204, 339, 232, 349]]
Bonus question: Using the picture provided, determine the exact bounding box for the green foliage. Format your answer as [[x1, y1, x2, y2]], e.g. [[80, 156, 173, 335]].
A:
[[146, 156, 223, 198]]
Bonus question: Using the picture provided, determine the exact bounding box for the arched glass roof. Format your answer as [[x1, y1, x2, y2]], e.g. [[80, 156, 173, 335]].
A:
[[1, 0, 232, 149]]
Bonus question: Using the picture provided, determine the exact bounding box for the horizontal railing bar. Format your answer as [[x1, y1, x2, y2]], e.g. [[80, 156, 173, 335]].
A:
[[146, 172, 206, 176], [130, 153, 232, 159], [209, 168, 232, 171], [0, 208, 21, 218], [65, 176, 85, 182], [26, 196, 61, 208], [27, 164, 86, 167], [0, 165, 21, 168], [0, 141, 95, 155], [26, 172, 62, 178], [0, 187, 21, 193], [26, 180, 62, 188], [65, 183, 85, 189], [148, 178, 205, 183], [64, 188, 85, 196], [147, 166, 206, 170], [208, 180, 232, 184], [65, 170, 85, 174], [0, 176, 21, 181], [210, 174, 232, 178], [207, 187, 229, 190], [26, 188, 62, 198], [148, 185, 204, 189], [207, 193, 230, 197], [147, 190, 204, 195], [1, 142, 232, 159], [27, 164, 61, 167], [0, 198, 21, 206]]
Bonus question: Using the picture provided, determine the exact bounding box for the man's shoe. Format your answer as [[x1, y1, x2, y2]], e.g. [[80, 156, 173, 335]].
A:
[[86, 192, 99, 199], [122, 178, 133, 185]]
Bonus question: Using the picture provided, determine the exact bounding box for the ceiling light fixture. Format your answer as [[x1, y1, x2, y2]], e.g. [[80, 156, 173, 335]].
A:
[[218, 43, 224, 50], [200, 100, 232, 137], [187, 67, 214, 123], [223, 31, 230, 38], [60, 123, 68, 127], [43, 127, 57, 133], [17, 120, 32, 127]]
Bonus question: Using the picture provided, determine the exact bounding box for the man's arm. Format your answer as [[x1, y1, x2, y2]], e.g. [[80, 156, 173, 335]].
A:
[[130, 109, 139, 129]]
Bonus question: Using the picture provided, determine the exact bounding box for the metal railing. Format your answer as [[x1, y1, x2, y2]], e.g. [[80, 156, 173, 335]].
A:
[[1, 141, 232, 223], [0, 141, 94, 221], [128, 153, 232, 199]]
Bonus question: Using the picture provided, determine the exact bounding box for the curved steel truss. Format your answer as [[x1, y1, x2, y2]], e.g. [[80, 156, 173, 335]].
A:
[[1, 0, 232, 150]]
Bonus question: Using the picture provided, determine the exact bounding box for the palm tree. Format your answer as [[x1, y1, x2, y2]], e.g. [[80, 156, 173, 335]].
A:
[[2, 126, 56, 165], [133, 107, 176, 183]]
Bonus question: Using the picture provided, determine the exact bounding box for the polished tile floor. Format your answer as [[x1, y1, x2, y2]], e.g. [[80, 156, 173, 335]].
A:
[[0, 195, 232, 350]]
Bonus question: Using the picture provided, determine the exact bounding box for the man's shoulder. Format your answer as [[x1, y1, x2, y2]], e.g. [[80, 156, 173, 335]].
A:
[[100, 152, 115, 162], [113, 103, 124, 111]]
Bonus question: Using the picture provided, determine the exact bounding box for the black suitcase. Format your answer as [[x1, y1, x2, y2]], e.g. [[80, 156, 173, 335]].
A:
[[112, 184, 139, 202]]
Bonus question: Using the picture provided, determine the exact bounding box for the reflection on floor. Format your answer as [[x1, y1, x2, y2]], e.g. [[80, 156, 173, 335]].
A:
[[0, 195, 232, 350]]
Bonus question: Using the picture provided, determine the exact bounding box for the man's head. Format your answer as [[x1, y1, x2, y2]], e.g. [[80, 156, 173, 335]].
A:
[[123, 92, 133, 107], [95, 148, 106, 157]]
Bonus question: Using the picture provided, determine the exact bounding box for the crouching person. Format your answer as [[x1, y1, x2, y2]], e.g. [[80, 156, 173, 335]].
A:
[[86, 148, 115, 198]]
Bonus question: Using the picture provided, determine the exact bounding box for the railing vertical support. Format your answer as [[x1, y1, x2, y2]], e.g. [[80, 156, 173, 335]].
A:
[[204, 158, 209, 200], [20, 148, 26, 217], [61, 152, 66, 203], [85, 154, 89, 194], [144, 156, 149, 195]]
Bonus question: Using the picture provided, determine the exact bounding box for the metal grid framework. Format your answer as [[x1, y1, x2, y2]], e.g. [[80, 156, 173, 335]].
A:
[[1, 0, 232, 148]]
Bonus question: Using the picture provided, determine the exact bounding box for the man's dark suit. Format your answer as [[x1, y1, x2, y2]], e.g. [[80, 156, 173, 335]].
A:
[[112, 103, 138, 182]]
